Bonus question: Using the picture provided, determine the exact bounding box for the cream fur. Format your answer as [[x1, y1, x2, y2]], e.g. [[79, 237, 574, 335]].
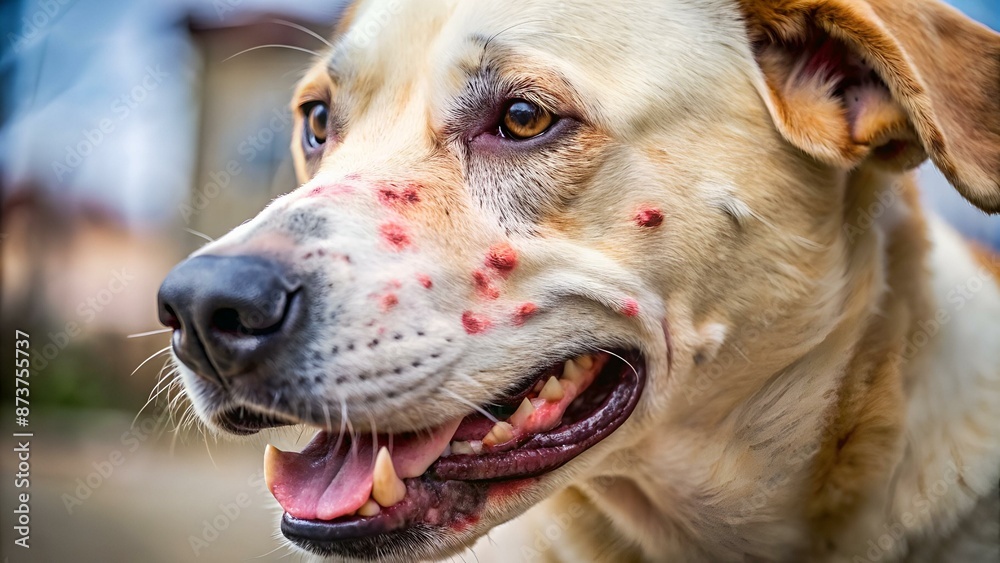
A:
[[169, 0, 1000, 560]]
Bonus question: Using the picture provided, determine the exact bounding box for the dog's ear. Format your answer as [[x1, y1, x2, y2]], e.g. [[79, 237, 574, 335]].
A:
[[738, 0, 1000, 212]]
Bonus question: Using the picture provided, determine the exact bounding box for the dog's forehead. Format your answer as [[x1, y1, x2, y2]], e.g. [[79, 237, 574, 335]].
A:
[[332, 0, 754, 134]]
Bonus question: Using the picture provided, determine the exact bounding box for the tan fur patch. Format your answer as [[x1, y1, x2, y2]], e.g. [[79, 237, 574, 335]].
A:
[[969, 242, 1000, 284], [738, 0, 1000, 211]]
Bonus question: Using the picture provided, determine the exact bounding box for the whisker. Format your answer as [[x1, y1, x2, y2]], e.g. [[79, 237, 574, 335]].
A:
[[322, 401, 332, 433], [441, 387, 498, 425], [203, 428, 219, 469], [367, 409, 378, 466], [170, 415, 183, 455], [167, 387, 190, 421], [131, 346, 172, 377], [165, 385, 183, 429], [268, 19, 334, 49], [184, 227, 215, 243], [339, 396, 352, 455], [596, 348, 639, 378], [252, 542, 288, 560], [127, 328, 171, 339], [147, 361, 177, 401], [134, 378, 178, 427], [269, 389, 284, 415], [223, 44, 323, 63], [331, 395, 349, 456]]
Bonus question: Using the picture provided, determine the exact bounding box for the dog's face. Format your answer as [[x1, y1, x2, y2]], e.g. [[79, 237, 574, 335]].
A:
[[158, 0, 1000, 560]]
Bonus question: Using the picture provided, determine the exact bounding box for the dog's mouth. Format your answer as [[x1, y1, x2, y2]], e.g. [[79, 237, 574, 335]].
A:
[[261, 350, 645, 558]]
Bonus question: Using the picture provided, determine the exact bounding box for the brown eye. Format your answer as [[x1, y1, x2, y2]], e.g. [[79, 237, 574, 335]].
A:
[[303, 102, 328, 150], [499, 99, 554, 140]]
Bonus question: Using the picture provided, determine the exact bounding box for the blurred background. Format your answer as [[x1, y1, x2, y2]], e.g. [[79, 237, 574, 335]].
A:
[[0, 0, 997, 561]]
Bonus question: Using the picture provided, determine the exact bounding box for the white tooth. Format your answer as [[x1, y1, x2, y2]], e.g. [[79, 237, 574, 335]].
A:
[[509, 397, 536, 427], [450, 440, 476, 455], [562, 359, 585, 384], [372, 446, 406, 508], [539, 376, 565, 401], [357, 499, 381, 517], [469, 440, 484, 455], [483, 421, 514, 446], [441, 443, 452, 457], [264, 444, 283, 494], [575, 354, 595, 370]]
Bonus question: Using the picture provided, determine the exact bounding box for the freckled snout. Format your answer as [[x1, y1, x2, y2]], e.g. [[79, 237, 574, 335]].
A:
[[157, 254, 302, 381]]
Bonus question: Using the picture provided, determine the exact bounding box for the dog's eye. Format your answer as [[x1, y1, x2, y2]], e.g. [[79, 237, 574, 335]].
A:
[[302, 102, 328, 150], [499, 99, 554, 140]]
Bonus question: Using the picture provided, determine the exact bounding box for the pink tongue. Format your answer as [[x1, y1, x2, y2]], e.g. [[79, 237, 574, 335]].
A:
[[265, 418, 461, 520]]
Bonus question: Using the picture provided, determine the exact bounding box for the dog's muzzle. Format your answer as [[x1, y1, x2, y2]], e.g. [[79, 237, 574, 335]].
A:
[[157, 254, 303, 383]]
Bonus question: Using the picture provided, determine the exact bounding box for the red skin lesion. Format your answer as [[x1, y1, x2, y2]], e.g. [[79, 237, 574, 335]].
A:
[[472, 270, 500, 300], [380, 293, 399, 312], [377, 182, 421, 207], [634, 207, 664, 228], [512, 303, 538, 326], [379, 222, 411, 250], [416, 274, 433, 289], [307, 184, 355, 198], [485, 243, 518, 275], [620, 298, 640, 317], [461, 311, 492, 334]]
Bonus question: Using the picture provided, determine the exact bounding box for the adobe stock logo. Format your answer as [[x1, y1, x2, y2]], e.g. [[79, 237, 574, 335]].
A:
[[7, 0, 78, 54]]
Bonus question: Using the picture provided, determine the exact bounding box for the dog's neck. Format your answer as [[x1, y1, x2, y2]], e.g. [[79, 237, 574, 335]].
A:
[[531, 168, 1000, 562]]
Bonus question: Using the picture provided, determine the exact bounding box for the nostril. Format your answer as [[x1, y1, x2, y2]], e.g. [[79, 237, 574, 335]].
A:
[[162, 305, 182, 330], [211, 308, 243, 334], [209, 290, 299, 337]]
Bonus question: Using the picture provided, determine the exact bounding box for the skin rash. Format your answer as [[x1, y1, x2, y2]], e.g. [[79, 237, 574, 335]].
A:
[[166, 0, 1000, 561]]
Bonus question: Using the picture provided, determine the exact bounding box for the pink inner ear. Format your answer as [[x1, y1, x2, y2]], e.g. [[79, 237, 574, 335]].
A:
[[756, 28, 921, 169], [802, 37, 848, 80], [794, 34, 873, 92]]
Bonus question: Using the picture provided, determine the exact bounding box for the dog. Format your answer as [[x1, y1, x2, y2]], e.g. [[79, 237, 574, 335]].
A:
[[156, 0, 1000, 560]]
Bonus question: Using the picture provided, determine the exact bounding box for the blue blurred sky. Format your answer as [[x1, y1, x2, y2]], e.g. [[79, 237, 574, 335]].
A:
[[949, 0, 1000, 29], [1, 0, 340, 228]]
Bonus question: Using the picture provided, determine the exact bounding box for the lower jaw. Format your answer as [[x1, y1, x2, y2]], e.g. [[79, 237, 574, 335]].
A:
[[282, 478, 488, 548], [280, 351, 645, 556]]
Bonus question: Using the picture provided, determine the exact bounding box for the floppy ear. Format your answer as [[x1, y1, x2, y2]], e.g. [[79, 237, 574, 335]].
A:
[[738, 0, 1000, 213]]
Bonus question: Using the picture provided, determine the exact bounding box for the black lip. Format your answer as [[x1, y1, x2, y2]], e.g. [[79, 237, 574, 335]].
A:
[[279, 351, 646, 556], [214, 405, 297, 435], [281, 478, 489, 560], [281, 519, 440, 561]]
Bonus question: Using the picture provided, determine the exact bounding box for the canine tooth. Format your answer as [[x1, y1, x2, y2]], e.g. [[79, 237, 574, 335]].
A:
[[263, 444, 283, 493], [357, 499, 381, 517], [539, 376, 565, 401], [483, 421, 514, 446], [372, 447, 406, 508], [509, 397, 536, 426], [575, 354, 595, 370]]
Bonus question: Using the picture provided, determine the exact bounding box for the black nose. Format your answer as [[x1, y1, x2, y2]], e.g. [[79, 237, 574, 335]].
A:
[[157, 255, 301, 381]]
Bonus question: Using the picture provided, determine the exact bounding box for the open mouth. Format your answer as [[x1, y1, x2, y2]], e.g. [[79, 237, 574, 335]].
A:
[[263, 350, 645, 558]]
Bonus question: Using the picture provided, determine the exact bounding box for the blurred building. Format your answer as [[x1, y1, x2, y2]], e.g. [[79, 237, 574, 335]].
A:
[[1, 0, 346, 409]]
